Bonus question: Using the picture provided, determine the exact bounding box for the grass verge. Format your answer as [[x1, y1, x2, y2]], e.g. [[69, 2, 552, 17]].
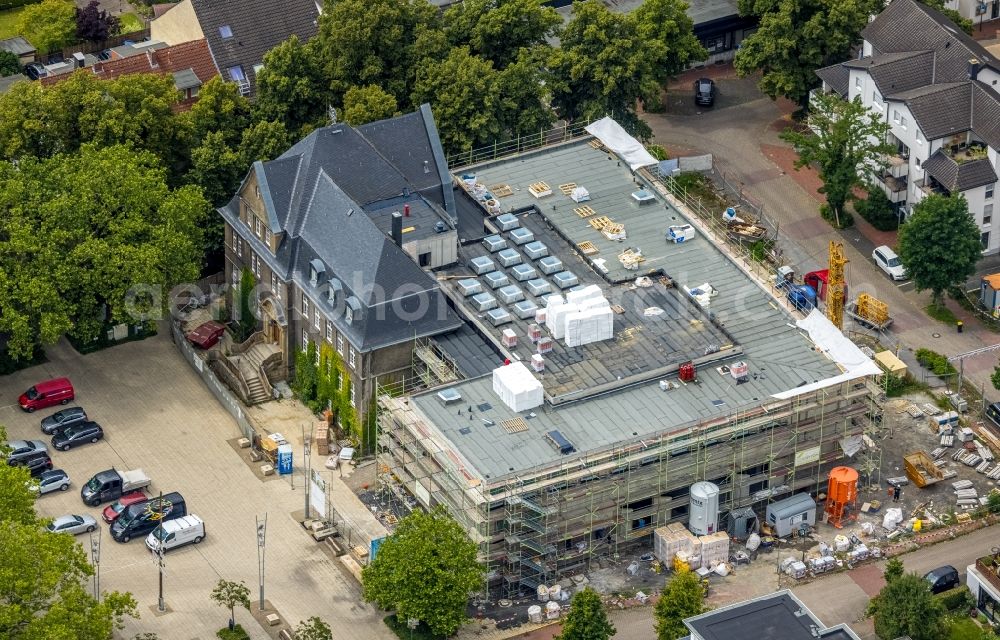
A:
[[925, 303, 959, 325], [0, 7, 26, 41]]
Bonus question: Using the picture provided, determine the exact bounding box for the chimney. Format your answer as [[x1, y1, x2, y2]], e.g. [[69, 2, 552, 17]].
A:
[[391, 211, 403, 247], [969, 58, 981, 81], [404, 203, 410, 217]]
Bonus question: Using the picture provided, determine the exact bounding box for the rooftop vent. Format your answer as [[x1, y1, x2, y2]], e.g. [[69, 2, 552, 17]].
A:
[[546, 430, 576, 455], [437, 388, 462, 405]]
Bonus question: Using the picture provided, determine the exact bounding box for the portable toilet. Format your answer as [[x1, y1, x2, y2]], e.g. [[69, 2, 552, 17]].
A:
[[765, 493, 816, 537], [981, 274, 1000, 315]]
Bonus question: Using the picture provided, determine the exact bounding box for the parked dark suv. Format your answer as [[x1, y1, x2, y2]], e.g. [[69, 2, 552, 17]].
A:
[[51, 421, 104, 451], [17, 452, 54, 477], [923, 565, 960, 594], [986, 402, 1000, 430], [41, 407, 88, 435], [694, 78, 716, 107]]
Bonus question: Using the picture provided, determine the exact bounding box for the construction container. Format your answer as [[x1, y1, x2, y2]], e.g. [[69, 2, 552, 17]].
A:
[[511, 264, 538, 282], [496, 213, 519, 231], [904, 451, 944, 487], [483, 271, 510, 290], [653, 522, 701, 565], [525, 279, 551, 297], [498, 285, 524, 305], [548, 584, 561, 600], [510, 227, 535, 245], [537, 256, 564, 275], [482, 235, 507, 253], [497, 248, 522, 268], [471, 292, 497, 312], [524, 241, 549, 260], [765, 493, 817, 537], [501, 328, 517, 348], [553, 271, 579, 289], [486, 308, 512, 327], [512, 300, 538, 320], [456, 278, 483, 297], [470, 256, 496, 275], [689, 481, 720, 535]]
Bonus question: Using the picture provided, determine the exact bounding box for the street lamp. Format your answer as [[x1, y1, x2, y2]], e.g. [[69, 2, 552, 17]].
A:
[[303, 424, 312, 519], [89, 528, 101, 602], [256, 514, 267, 611], [156, 492, 166, 613]]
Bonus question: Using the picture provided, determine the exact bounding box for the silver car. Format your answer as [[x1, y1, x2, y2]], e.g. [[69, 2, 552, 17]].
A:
[[5, 439, 48, 465], [46, 514, 97, 535], [32, 469, 70, 495]]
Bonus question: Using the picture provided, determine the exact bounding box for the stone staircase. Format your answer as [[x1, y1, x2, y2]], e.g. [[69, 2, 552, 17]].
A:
[[236, 342, 282, 404]]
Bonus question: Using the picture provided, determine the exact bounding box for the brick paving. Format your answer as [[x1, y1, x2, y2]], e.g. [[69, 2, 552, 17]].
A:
[[0, 333, 395, 640]]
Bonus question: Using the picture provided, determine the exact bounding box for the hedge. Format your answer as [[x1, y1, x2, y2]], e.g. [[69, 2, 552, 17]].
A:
[[0, 0, 42, 10], [915, 348, 958, 376]]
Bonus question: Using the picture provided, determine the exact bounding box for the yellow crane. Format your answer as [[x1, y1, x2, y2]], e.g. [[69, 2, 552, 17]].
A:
[[827, 241, 847, 329]]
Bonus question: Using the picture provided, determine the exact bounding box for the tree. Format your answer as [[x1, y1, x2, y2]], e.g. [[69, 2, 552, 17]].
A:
[[342, 85, 398, 126], [0, 426, 39, 526], [883, 557, 904, 583], [188, 131, 243, 207], [870, 572, 946, 640], [897, 194, 982, 305], [558, 587, 615, 640], [633, 0, 707, 87], [294, 617, 332, 640], [76, 0, 120, 42], [234, 269, 258, 342], [548, 0, 664, 139], [313, 0, 442, 107], [443, 0, 560, 69], [238, 119, 291, 167], [253, 36, 332, 138], [0, 145, 207, 360], [210, 579, 251, 629], [779, 91, 893, 227], [362, 506, 483, 637], [412, 47, 500, 154], [734, 0, 877, 105], [654, 568, 706, 640], [494, 49, 555, 137], [0, 50, 20, 77], [17, 0, 78, 54], [187, 76, 251, 147]]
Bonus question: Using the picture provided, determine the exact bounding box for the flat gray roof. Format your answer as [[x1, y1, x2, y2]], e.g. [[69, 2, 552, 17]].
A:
[[0, 36, 35, 56], [407, 140, 840, 481], [685, 591, 861, 640]]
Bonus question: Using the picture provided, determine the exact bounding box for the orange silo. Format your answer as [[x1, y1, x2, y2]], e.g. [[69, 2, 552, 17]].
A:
[[825, 466, 859, 529]]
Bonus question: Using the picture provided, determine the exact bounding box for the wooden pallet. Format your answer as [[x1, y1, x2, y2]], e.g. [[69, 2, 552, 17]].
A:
[[558, 182, 577, 195], [611, 304, 625, 314], [528, 181, 551, 198], [490, 183, 513, 197], [500, 417, 529, 434], [589, 216, 614, 230], [574, 205, 596, 218], [577, 241, 599, 255], [589, 139, 607, 151]]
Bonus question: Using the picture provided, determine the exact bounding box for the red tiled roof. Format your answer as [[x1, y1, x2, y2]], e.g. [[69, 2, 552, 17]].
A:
[[43, 39, 218, 88]]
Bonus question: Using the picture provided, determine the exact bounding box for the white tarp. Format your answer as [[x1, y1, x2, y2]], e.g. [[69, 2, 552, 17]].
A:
[[493, 362, 544, 412], [772, 309, 882, 400], [585, 117, 658, 170]]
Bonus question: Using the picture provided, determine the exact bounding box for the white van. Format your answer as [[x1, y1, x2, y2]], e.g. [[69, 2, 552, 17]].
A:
[[145, 515, 205, 553]]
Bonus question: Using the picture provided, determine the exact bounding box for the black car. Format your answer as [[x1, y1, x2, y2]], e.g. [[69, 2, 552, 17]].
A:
[[96, 49, 112, 61], [40, 407, 89, 435], [923, 565, 960, 594], [51, 421, 104, 451], [694, 78, 716, 107], [17, 452, 53, 477], [987, 402, 1000, 430], [24, 62, 47, 81]]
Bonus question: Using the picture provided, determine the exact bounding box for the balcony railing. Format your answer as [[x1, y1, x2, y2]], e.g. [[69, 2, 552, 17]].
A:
[[976, 556, 1000, 596], [877, 174, 907, 203]]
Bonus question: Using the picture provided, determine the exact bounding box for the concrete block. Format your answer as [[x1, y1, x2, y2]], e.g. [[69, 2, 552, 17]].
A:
[[266, 613, 281, 626], [237, 437, 251, 448], [260, 464, 274, 476], [249, 450, 263, 462]]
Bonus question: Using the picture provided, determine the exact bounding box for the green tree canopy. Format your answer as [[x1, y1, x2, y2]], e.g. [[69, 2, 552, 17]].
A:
[[0, 50, 21, 76], [633, 0, 707, 86], [883, 557, 904, 583], [897, 194, 982, 305], [654, 568, 706, 640], [0, 144, 207, 360], [294, 616, 333, 640], [188, 131, 243, 207], [549, 0, 664, 139], [17, 0, 77, 54], [186, 76, 251, 147], [443, 0, 560, 69], [870, 571, 946, 640], [239, 119, 292, 168], [209, 579, 250, 628], [343, 84, 399, 126], [494, 49, 555, 137], [362, 506, 483, 637], [779, 92, 893, 227], [558, 587, 615, 640], [253, 35, 332, 138], [412, 47, 501, 154], [314, 0, 441, 107], [734, 0, 877, 105], [0, 426, 39, 525]]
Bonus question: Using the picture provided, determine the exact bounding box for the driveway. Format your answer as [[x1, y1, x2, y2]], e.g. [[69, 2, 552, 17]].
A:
[[0, 333, 394, 640]]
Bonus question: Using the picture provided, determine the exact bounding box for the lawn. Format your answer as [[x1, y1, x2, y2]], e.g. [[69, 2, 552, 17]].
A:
[[118, 12, 144, 35], [925, 302, 959, 325], [947, 615, 997, 640], [0, 6, 27, 41]]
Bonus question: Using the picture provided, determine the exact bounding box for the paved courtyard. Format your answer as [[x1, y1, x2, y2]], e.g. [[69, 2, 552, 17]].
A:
[[0, 332, 394, 640]]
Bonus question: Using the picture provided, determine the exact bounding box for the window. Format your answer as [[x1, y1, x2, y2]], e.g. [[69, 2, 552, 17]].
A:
[[985, 204, 993, 224], [219, 25, 233, 39], [254, 217, 262, 237], [349, 383, 356, 408], [988, 184, 995, 199], [236, 236, 242, 257], [336, 334, 344, 354], [916, 130, 923, 145], [264, 228, 271, 244], [254, 184, 260, 199], [313, 306, 321, 330], [315, 347, 321, 366], [872, 91, 883, 109], [250, 253, 260, 277], [270, 273, 278, 294], [702, 34, 728, 54], [893, 110, 900, 124], [228, 66, 249, 95], [349, 346, 356, 368], [899, 115, 907, 130], [302, 296, 309, 319], [855, 76, 862, 90], [983, 231, 991, 249], [301, 329, 308, 351], [325, 321, 333, 342]]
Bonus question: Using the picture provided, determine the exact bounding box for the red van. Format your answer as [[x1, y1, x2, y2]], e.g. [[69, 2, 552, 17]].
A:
[[18, 378, 75, 412]]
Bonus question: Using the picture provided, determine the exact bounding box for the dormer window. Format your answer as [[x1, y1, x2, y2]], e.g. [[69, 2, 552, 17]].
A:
[[327, 278, 343, 304], [309, 259, 325, 288], [345, 296, 361, 325], [219, 25, 233, 39]]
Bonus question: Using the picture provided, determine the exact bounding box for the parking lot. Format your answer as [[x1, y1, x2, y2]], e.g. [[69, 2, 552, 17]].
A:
[[0, 332, 395, 640]]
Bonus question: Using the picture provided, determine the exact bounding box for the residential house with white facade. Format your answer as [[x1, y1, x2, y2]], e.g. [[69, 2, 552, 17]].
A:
[[816, 0, 1000, 253]]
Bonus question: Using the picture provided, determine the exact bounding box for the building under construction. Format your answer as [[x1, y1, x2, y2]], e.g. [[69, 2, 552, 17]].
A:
[[376, 122, 882, 595]]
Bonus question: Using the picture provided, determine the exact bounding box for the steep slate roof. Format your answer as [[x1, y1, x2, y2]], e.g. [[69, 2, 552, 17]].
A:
[[922, 150, 999, 192], [889, 82, 972, 140], [815, 63, 850, 98], [221, 108, 462, 352], [190, 0, 319, 96], [843, 50, 934, 95]]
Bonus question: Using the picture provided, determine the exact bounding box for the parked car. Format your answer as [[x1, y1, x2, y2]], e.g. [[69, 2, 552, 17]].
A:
[[146, 515, 205, 553], [924, 565, 960, 594], [40, 406, 88, 435], [32, 469, 71, 495], [873, 245, 907, 280], [185, 320, 226, 349], [102, 491, 149, 524], [51, 421, 104, 451], [4, 439, 49, 465], [111, 491, 186, 543], [96, 49, 112, 61], [987, 402, 1000, 430], [694, 78, 716, 107], [46, 514, 97, 536], [18, 453, 54, 477], [18, 377, 74, 412], [24, 62, 47, 80]]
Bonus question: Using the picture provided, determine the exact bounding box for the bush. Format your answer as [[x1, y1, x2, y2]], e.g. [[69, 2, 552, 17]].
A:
[[0, 0, 43, 9], [855, 189, 899, 231], [916, 348, 957, 376], [820, 203, 853, 228], [646, 144, 668, 161], [935, 588, 974, 613], [216, 625, 251, 640]]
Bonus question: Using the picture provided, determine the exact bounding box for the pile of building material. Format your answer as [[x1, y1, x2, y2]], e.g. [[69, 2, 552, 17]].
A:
[[492, 362, 544, 412], [699, 532, 731, 569], [652, 523, 731, 571], [953, 479, 979, 508], [544, 286, 614, 347]]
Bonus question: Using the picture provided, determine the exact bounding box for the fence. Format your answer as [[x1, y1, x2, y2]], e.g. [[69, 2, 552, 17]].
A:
[[44, 28, 151, 63], [447, 118, 597, 169]]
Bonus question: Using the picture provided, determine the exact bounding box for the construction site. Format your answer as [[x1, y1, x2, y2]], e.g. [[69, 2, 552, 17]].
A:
[[375, 119, 888, 597]]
